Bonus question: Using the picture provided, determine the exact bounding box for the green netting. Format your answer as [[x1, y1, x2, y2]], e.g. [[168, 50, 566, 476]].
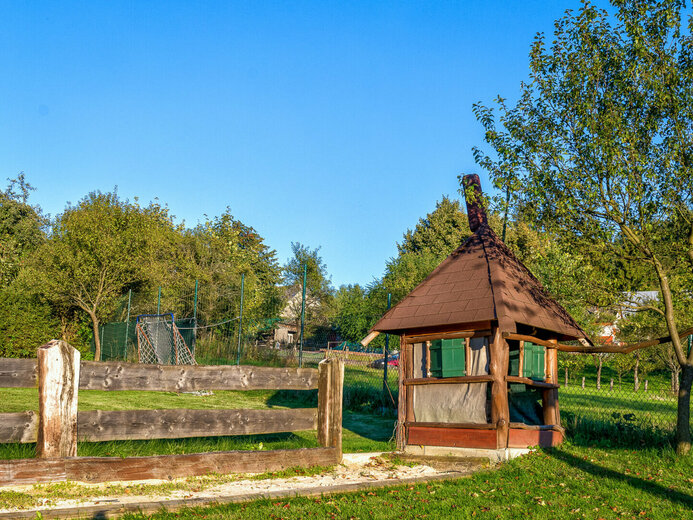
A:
[[91, 318, 196, 362]]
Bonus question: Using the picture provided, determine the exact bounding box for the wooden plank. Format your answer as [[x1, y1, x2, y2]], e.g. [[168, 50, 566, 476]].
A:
[[407, 426, 497, 449], [0, 447, 340, 487], [76, 408, 318, 442], [503, 333, 557, 349], [0, 412, 38, 443], [37, 341, 80, 458], [403, 375, 494, 386], [78, 362, 319, 391], [0, 358, 37, 388], [509, 422, 565, 433], [405, 422, 493, 430], [397, 333, 406, 450], [518, 341, 524, 377], [508, 428, 563, 448], [0, 457, 67, 486], [404, 329, 492, 344], [464, 337, 472, 375], [505, 376, 559, 389], [424, 341, 431, 378]]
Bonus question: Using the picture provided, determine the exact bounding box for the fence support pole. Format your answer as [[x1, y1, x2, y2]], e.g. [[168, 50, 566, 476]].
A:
[[36, 340, 80, 458], [192, 279, 198, 355], [123, 289, 132, 358], [317, 358, 344, 462], [236, 273, 245, 366], [383, 293, 391, 400], [299, 263, 307, 368], [157, 286, 161, 314]]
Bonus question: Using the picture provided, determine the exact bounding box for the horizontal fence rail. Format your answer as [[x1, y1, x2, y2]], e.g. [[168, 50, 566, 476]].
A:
[[0, 447, 340, 486], [0, 341, 344, 487], [0, 358, 319, 391], [1, 409, 318, 444]]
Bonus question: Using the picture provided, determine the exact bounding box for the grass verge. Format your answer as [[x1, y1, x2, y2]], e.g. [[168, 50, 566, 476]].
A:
[[117, 443, 693, 520]]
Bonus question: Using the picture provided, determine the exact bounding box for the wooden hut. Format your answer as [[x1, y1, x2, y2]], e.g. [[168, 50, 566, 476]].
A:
[[369, 175, 589, 455]]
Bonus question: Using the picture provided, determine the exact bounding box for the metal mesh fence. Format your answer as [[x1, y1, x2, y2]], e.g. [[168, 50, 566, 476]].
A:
[[91, 284, 689, 436]]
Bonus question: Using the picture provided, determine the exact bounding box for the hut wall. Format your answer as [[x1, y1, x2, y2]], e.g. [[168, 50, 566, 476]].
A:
[[412, 336, 490, 423]]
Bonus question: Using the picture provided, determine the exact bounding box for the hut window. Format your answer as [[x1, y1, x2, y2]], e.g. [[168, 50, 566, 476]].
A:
[[508, 340, 545, 380], [429, 338, 466, 377], [508, 384, 543, 425], [523, 342, 545, 380]]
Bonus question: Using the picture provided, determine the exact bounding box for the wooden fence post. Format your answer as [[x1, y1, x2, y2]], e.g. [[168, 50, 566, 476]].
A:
[[317, 358, 344, 462], [36, 340, 80, 458]]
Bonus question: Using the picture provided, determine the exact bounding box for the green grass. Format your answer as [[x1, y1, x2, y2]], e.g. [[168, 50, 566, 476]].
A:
[[0, 386, 394, 459], [117, 443, 693, 520]]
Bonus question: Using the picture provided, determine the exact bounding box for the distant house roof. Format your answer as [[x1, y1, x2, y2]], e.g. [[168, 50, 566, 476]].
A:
[[371, 224, 589, 341]]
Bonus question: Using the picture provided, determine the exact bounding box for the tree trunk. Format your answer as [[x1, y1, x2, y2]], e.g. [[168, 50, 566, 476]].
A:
[[89, 311, 101, 362], [676, 364, 692, 456], [671, 366, 681, 395], [597, 357, 603, 390], [565, 367, 569, 388], [634, 356, 640, 392]]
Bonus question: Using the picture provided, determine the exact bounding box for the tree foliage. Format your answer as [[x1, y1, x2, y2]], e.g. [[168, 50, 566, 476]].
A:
[[472, 0, 693, 453]]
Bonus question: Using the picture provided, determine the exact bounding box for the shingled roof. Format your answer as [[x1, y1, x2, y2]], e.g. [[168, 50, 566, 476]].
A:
[[371, 176, 588, 341]]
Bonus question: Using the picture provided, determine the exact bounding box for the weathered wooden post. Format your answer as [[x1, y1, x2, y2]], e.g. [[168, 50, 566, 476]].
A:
[[36, 340, 80, 458], [581, 376, 585, 389], [490, 328, 510, 448], [644, 380, 649, 392], [610, 378, 614, 391], [543, 340, 560, 426], [317, 358, 344, 462]]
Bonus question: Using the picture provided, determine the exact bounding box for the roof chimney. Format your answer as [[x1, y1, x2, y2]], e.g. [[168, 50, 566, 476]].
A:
[[462, 174, 488, 233]]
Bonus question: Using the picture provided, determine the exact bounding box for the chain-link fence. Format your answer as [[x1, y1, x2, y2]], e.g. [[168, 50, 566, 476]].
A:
[[92, 283, 688, 436], [557, 359, 682, 441]]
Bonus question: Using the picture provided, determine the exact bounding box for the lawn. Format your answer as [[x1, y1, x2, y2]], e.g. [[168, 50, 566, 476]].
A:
[[116, 442, 693, 520], [0, 387, 395, 459]]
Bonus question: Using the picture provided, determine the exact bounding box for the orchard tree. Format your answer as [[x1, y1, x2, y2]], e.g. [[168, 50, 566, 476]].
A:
[[28, 191, 175, 361], [472, 0, 693, 453]]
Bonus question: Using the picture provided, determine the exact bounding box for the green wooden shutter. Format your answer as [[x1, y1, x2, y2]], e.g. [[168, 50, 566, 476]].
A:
[[429, 338, 466, 377], [522, 342, 545, 380]]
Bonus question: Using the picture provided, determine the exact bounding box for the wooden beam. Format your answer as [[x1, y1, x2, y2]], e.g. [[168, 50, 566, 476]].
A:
[[405, 343, 414, 426], [0, 358, 37, 388], [518, 341, 524, 378], [404, 422, 493, 430], [36, 340, 80, 458], [508, 428, 563, 448], [397, 333, 406, 450], [509, 422, 565, 433], [0, 447, 340, 487], [76, 408, 318, 442], [403, 375, 494, 386], [404, 329, 492, 344], [489, 328, 509, 449], [505, 376, 559, 389], [328, 358, 344, 460], [544, 340, 560, 426], [78, 362, 319, 391], [0, 412, 38, 443], [424, 341, 431, 378], [504, 327, 693, 354], [464, 337, 472, 375]]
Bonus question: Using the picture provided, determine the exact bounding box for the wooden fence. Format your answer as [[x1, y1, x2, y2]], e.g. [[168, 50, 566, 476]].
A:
[[0, 340, 344, 486]]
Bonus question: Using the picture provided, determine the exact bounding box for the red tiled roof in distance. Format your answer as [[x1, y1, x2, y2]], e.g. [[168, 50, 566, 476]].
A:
[[371, 225, 588, 341]]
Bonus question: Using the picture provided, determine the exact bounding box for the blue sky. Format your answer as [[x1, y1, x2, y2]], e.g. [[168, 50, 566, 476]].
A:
[[3, 0, 591, 287]]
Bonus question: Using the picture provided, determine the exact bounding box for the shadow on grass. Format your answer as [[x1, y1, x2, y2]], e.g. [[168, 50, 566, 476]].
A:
[[342, 412, 396, 444], [547, 448, 693, 509]]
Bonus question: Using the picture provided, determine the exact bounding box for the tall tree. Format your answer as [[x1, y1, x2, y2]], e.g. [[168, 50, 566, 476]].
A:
[[28, 191, 175, 361], [472, 0, 693, 453], [0, 174, 46, 288]]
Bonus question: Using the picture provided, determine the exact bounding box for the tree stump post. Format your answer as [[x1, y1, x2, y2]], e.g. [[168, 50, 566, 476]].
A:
[[581, 376, 585, 389], [610, 379, 614, 391], [36, 340, 80, 458], [317, 358, 344, 462], [644, 380, 649, 392]]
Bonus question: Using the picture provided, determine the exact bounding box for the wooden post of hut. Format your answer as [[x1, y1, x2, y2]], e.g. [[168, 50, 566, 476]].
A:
[[366, 175, 589, 457]]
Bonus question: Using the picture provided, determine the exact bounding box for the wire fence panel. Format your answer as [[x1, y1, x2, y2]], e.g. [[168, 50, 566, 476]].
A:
[[91, 284, 689, 437]]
